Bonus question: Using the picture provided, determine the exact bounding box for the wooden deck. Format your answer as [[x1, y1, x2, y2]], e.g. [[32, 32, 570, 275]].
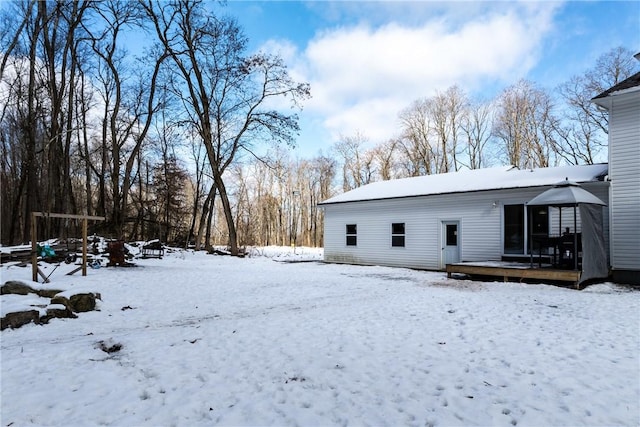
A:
[[446, 262, 582, 288]]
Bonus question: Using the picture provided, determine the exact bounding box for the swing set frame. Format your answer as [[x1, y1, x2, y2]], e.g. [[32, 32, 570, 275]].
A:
[[31, 212, 105, 283]]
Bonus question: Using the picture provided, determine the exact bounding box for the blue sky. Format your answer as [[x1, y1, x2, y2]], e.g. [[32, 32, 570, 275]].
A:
[[223, 1, 640, 157]]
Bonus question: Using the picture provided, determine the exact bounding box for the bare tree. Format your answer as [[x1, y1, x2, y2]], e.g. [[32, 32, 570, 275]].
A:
[[460, 99, 493, 169], [73, 52, 98, 219], [85, 0, 167, 237], [0, 0, 37, 81], [397, 86, 468, 176], [231, 152, 335, 248], [39, 1, 94, 236], [194, 184, 217, 250], [372, 139, 399, 181], [493, 79, 558, 169], [555, 46, 639, 164], [185, 127, 210, 248], [398, 98, 435, 176], [309, 154, 335, 245], [430, 85, 467, 172], [0, 0, 46, 242], [144, 0, 310, 256], [333, 131, 376, 190]]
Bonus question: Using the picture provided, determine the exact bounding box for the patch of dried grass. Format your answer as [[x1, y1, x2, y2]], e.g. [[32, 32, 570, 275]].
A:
[[421, 279, 483, 291]]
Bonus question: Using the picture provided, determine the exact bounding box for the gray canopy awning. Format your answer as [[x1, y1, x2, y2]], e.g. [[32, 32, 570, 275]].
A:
[[527, 179, 608, 282], [528, 179, 606, 207]]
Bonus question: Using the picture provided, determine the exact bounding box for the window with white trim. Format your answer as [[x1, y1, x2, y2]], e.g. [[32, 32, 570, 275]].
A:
[[392, 223, 405, 247], [346, 224, 357, 246]]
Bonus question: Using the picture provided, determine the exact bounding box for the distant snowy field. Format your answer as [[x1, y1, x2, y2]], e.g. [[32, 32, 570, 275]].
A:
[[1, 247, 639, 427]]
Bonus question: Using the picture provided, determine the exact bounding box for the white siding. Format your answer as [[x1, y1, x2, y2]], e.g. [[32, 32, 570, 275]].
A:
[[323, 184, 610, 270], [609, 94, 640, 270]]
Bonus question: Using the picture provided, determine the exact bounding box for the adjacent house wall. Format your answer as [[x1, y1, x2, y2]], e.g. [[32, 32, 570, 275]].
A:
[[608, 93, 640, 283], [323, 183, 609, 271]]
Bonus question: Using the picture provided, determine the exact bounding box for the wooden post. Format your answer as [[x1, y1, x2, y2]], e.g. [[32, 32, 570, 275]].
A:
[[82, 217, 88, 276], [31, 211, 37, 282], [30, 212, 105, 282], [529, 206, 533, 268]]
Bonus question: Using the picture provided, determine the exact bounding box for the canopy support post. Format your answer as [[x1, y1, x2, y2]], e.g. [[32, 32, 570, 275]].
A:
[[529, 206, 533, 268], [573, 206, 578, 271]]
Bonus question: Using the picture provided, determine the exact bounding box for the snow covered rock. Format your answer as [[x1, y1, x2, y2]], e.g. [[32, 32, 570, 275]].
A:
[[48, 293, 101, 314], [1, 280, 62, 298], [1, 281, 101, 330], [69, 293, 100, 312], [0, 310, 40, 330], [43, 304, 77, 322], [1, 281, 35, 295]]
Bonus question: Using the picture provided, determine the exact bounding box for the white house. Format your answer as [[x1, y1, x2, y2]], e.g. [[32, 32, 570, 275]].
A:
[[592, 66, 640, 285], [320, 59, 640, 285], [320, 164, 610, 272]]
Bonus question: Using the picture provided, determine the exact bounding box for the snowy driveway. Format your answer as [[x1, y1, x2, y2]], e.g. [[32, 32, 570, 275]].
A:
[[1, 250, 639, 426]]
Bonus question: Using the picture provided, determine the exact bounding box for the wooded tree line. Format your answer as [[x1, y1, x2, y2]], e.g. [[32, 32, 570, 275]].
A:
[[0, 0, 636, 250], [0, 0, 313, 252], [333, 50, 638, 189]]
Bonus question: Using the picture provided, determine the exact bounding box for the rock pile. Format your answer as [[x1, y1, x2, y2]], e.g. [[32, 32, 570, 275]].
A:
[[1, 280, 101, 330]]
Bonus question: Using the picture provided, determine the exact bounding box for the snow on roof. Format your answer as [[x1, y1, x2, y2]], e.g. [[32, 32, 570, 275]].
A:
[[320, 164, 608, 205]]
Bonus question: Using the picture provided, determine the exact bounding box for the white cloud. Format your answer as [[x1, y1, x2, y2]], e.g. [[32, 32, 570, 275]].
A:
[[260, 2, 560, 151]]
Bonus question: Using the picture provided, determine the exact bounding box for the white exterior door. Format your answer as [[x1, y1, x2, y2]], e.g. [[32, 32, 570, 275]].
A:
[[442, 221, 460, 268]]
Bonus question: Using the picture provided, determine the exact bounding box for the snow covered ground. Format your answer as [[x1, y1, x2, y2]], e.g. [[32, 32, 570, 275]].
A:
[[1, 247, 639, 427]]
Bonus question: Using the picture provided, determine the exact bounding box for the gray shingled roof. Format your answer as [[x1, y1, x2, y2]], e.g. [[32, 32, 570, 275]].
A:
[[592, 71, 640, 100]]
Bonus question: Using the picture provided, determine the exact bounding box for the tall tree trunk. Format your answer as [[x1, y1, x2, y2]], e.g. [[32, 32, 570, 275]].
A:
[[79, 70, 93, 217], [205, 190, 216, 250], [195, 185, 215, 251], [213, 173, 238, 253], [23, 1, 42, 243]]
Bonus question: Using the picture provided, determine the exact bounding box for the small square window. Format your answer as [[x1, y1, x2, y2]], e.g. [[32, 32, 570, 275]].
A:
[[346, 224, 357, 246], [392, 222, 405, 247]]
